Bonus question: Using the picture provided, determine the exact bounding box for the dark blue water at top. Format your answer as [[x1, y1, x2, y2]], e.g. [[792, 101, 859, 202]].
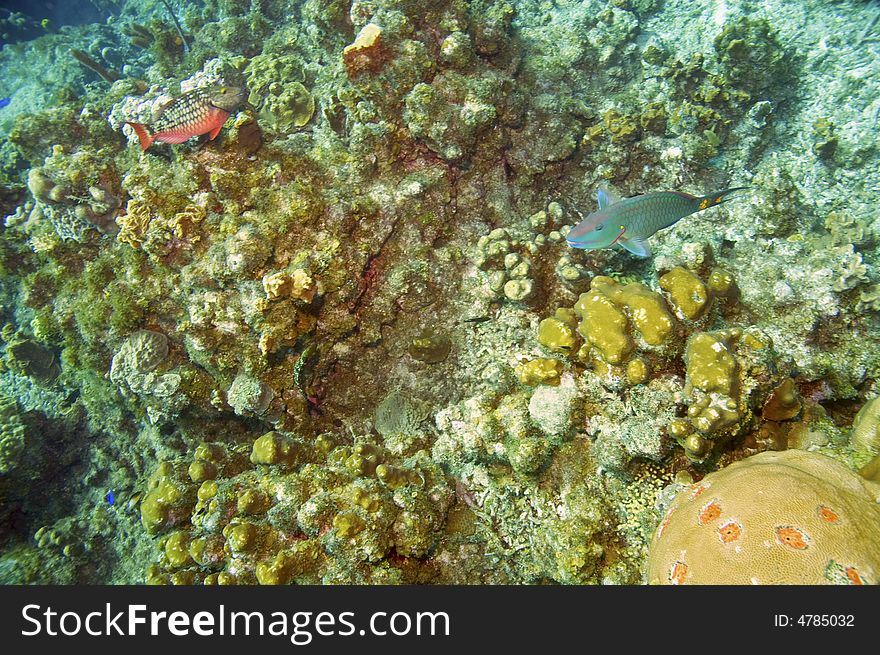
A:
[[1, 0, 109, 47]]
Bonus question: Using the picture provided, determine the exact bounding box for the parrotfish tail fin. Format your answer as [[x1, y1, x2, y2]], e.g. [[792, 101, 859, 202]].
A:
[[698, 186, 750, 210], [125, 122, 154, 151]]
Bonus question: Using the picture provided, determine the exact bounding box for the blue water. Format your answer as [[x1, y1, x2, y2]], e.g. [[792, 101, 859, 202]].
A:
[[1, 0, 108, 47]]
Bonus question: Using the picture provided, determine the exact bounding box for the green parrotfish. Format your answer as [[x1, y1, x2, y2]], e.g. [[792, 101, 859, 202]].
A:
[[566, 185, 749, 257]]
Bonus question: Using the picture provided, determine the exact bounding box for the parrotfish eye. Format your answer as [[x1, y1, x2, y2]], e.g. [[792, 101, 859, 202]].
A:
[[618, 225, 624, 230]]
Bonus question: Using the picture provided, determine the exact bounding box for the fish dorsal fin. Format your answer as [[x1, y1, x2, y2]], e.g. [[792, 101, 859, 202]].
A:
[[620, 237, 651, 258], [597, 184, 622, 209]]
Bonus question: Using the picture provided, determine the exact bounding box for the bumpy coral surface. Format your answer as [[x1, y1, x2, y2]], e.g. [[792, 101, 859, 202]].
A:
[[648, 450, 880, 585], [143, 431, 453, 585], [852, 397, 880, 457]]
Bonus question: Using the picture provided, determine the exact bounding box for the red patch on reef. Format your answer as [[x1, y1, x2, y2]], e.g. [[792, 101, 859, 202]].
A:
[[698, 500, 721, 525], [776, 526, 810, 550], [354, 251, 385, 307], [657, 510, 673, 538], [846, 567, 864, 585], [717, 521, 742, 543], [691, 483, 709, 499], [818, 505, 840, 523], [669, 561, 688, 585]]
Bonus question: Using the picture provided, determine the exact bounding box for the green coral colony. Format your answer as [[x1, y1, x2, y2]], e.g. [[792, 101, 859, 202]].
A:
[[0, 0, 878, 586]]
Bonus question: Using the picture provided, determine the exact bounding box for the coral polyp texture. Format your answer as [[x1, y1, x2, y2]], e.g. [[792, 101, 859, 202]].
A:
[[0, 0, 878, 586], [648, 450, 880, 585]]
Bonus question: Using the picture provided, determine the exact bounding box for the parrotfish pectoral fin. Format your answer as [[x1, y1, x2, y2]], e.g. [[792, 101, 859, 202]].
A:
[[620, 237, 651, 258], [208, 125, 223, 140], [125, 122, 154, 151], [597, 184, 622, 209]]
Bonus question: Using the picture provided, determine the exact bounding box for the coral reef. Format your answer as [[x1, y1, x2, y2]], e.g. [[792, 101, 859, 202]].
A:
[[226, 372, 274, 417], [4, 336, 60, 384], [109, 329, 186, 424], [142, 431, 453, 584], [527, 266, 793, 464], [0, 0, 878, 587], [25, 146, 121, 241], [246, 54, 316, 135]]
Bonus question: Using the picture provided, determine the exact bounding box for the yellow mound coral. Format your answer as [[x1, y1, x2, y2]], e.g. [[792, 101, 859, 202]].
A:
[[852, 397, 880, 455], [590, 276, 674, 347], [659, 266, 710, 320], [140, 462, 197, 535], [590, 275, 673, 346], [571, 275, 675, 368], [142, 431, 454, 584], [658, 266, 738, 320], [573, 287, 632, 364], [537, 308, 578, 352], [515, 357, 563, 386], [678, 329, 744, 457], [542, 269, 739, 378], [250, 431, 303, 466], [647, 450, 880, 584], [685, 329, 740, 396]]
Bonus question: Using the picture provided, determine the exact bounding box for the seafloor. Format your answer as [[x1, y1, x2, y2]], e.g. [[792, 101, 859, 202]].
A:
[[0, 0, 878, 585]]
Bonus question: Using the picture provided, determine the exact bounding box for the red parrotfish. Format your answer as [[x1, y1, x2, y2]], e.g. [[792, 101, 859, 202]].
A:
[[125, 85, 244, 151], [567, 185, 749, 257]]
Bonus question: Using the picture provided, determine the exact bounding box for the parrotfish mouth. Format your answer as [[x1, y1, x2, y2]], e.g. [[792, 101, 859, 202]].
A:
[[566, 227, 626, 249], [566, 235, 599, 248]]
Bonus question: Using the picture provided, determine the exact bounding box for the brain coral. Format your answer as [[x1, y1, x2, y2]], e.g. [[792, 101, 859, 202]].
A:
[[647, 450, 880, 585]]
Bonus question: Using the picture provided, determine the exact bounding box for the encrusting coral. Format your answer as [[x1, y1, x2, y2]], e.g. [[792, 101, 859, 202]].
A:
[[25, 146, 121, 241], [142, 429, 453, 585]]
